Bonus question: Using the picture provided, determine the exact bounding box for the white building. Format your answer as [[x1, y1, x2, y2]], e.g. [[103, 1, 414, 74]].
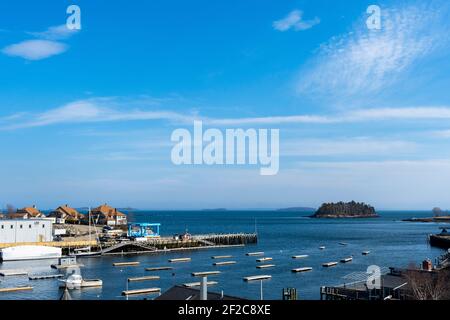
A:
[[0, 219, 53, 243]]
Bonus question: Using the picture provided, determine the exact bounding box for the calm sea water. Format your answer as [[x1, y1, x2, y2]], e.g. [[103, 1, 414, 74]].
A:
[[0, 210, 445, 300]]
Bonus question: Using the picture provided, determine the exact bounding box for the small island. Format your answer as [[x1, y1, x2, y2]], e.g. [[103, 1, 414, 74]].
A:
[[311, 201, 378, 218]]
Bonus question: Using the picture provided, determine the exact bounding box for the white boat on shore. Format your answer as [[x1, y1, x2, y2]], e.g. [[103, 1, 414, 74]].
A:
[[0, 245, 62, 261]]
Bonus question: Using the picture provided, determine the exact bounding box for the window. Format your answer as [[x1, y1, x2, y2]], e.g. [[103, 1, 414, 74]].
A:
[[29, 225, 32, 229], [10, 225, 13, 229], [1, 225, 3, 229], [42, 224, 45, 228], [20, 225, 23, 229]]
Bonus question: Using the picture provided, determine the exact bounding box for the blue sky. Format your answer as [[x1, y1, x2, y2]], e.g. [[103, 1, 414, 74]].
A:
[[1, 0, 450, 210]]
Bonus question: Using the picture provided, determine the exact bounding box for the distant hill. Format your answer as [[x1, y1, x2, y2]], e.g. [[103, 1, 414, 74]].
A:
[[312, 201, 378, 218], [277, 207, 316, 212]]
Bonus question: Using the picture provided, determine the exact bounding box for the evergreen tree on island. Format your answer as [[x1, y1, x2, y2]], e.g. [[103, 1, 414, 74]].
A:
[[312, 201, 378, 218]]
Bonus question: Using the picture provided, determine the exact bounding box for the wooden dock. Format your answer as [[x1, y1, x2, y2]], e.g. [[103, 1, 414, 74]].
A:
[[0, 286, 33, 293], [256, 257, 272, 262], [145, 266, 173, 271], [211, 255, 233, 259], [322, 262, 338, 267], [169, 258, 191, 263], [243, 275, 272, 282], [246, 252, 264, 256], [51, 263, 84, 270], [292, 255, 308, 259], [127, 276, 160, 282], [256, 264, 275, 269], [113, 261, 140, 267], [340, 257, 353, 263], [292, 267, 313, 273], [191, 271, 221, 277], [29, 274, 64, 280], [213, 261, 237, 266], [183, 281, 218, 288], [0, 269, 28, 276], [122, 288, 161, 296]]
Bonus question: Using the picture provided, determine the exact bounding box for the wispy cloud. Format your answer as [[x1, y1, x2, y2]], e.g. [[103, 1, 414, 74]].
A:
[[297, 2, 450, 103], [27, 24, 79, 40], [2, 40, 67, 60], [4, 99, 450, 129], [283, 137, 417, 157], [1, 98, 197, 130], [2, 24, 79, 61], [273, 10, 320, 32]]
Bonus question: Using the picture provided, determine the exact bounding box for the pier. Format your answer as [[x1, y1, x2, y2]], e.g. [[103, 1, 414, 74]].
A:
[[113, 262, 140, 267], [243, 275, 271, 282], [99, 233, 257, 255]]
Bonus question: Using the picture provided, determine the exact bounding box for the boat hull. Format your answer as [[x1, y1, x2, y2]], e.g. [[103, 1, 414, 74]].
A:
[[0, 245, 62, 261]]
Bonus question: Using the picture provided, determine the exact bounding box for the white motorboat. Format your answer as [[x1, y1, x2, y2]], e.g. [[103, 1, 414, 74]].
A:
[[59, 274, 102, 289]]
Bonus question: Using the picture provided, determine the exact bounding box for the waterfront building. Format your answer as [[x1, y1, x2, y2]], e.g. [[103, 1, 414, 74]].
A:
[[91, 204, 127, 226], [0, 219, 53, 243], [48, 204, 84, 224], [8, 205, 45, 219]]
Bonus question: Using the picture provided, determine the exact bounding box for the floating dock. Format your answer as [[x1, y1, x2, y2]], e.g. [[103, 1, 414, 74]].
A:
[[319, 246, 326, 250], [29, 274, 64, 280], [0, 286, 33, 293], [113, 261, 140, 267], [256, 264, 275, 269], [292, 267, 313, 273], [243, 275, 272, 282], [191, 271, 221, 277], [213, 261, 236, 266], [211, 255, 232, 259], [362, 251, 371, 255], [169, 258, 191, 263], [339, 242, 348, 246], [340, 257, 353, 263], [127, 276, 160, 282], [246, 252, 264, 256], [256, 257, 273, 262], [122, 288, 161, 296], [51, 263, 84, 270], [0, 269, 28, 276], [292, 255, 308, 259], [183, 281, 218, 288], [145, 266, 173, 271], [322, 262, 338, 267]]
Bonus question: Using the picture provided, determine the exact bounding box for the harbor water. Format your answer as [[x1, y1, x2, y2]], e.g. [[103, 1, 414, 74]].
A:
[[0, 210, 445, 300]]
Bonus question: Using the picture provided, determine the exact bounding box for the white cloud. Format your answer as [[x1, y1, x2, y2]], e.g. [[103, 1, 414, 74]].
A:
[[1, 98, 197, 130], [297, 2, 450, 102], [5, 99, 450, 129], [27, 24, 79, 40], [273, 10, 320, 32], [2, 40, 67, 60]]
